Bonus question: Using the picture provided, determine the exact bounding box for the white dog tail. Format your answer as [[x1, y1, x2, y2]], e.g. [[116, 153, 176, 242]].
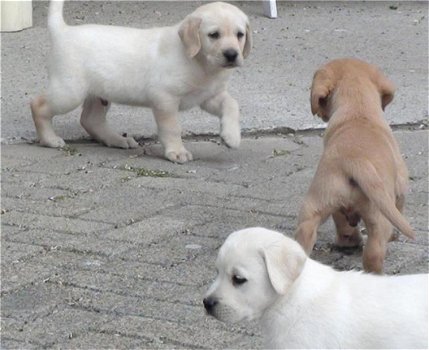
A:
[[48, 0, 66, 30], [344, 159, 415, 239]]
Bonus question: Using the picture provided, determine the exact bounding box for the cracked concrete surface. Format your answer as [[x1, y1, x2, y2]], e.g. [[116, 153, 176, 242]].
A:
[[1, 1, 428, 144]]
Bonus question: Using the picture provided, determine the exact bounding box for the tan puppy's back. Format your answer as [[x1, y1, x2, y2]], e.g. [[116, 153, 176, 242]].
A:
[[296, 58, 413, 273]]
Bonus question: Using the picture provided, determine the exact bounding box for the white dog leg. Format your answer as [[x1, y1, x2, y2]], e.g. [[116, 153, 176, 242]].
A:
[[31, 95, 66, 148], [153, 108, 192, 163], [201, 92, 241, 148], [80, 96, 138, 149]]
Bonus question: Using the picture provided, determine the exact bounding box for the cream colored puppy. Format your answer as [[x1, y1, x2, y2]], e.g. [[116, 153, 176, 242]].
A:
[[31, 1, 251, 163], [204, 228, 428, 349]]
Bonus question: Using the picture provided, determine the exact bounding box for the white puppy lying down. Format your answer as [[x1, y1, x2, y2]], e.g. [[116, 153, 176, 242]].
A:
[[204, 227, 428, 349], [31, 1, 251, 163]]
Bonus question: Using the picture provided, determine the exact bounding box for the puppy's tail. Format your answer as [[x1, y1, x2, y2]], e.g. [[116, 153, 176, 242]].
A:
[[343, 160, 415, 240], [48, 0, 66, 31]]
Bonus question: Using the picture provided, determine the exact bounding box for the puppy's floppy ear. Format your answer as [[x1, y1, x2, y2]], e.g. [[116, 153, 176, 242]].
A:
[[374, 69, 395, 111], [261, 238, 307, 295], [178, 16, 202, 58], [310, 68, 335, 119], [243, 22, 252, 58]]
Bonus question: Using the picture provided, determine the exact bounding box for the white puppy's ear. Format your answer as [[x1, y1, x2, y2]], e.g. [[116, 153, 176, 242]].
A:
[[262, 238, 307, 295], [243, 22, 252, 58], [178, 16, 202, 58]]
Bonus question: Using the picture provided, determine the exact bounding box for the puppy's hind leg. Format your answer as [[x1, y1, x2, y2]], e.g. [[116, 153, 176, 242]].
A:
[[362, 211, 392, 274], [295, 199, 331, 255], [31, 79, 86, 147], [80, 96, 138, 149], [333, 211, 363, 248], [31, 96, 66, 148]]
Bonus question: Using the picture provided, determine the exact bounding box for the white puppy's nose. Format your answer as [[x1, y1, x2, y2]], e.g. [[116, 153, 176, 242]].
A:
[[223, 48, 238, 63], [203, 297, 218, 314]]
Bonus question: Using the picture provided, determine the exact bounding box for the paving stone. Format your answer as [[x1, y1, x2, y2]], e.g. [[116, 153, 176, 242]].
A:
[[0, 337, 41, 350], [2, 166, 133, 193], [98, 315, 253, 349], [52, 269, 206, 306], [1, 144, 60, 169], [1, 211, 113, 233], [17, 308, 113, 346], [57, 330, 158, 349], [101, 215, 188, 245], [1, 129, 427, 348], [97, 258, 213, 287], [0, 318, 48, 349], [1, 241, 45, 264], [120, 233, 220, 266], [2, 182, 73, 202], [7, 229, 134, 257], [75, 185, 185, 225], [14, 248, 110, 273], [15, 144, 141, 175], [70, 288, 202, 324], [1, 284, 69, 320], [1, 260, 57, 295], [162, 205, 289, 233], [1, 196, 93, 218]]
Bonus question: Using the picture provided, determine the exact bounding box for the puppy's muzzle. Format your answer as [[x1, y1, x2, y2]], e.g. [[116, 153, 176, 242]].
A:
[[223, 48, 238, 65], [203, 297, 218, 315]]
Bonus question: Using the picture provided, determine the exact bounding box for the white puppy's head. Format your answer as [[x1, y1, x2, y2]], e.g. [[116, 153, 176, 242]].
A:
[[179, 2, 252, 69], [204, 228, 307, 323]]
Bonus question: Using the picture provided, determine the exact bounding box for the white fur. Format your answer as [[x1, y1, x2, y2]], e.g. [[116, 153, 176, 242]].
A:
[[31, 1, 251, 163], [205, 227, 428, 349]]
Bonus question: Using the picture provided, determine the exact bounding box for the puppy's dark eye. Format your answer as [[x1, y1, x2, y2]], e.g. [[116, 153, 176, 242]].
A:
[[232, 275, 247, 286], [208, 32, 220, 39], [237, 32, 244, 39]]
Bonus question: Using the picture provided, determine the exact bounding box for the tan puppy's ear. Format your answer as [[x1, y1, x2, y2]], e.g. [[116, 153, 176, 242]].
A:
[[178, 16, 202, 58], [243, 22, 252, 58], [261, 238, 307, 295], [374, 70, 396, 111], [310, 68, 334, 119]]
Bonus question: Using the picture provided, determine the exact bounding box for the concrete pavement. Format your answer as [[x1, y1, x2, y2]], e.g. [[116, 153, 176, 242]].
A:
[[1, 1, 428, 143], [1, 128, 428, 348]]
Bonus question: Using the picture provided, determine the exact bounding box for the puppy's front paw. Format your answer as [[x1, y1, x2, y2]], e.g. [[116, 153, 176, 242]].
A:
[[220, 127, 241, 149], [40, 136, 66, 148], [165, 148, 193, 163]]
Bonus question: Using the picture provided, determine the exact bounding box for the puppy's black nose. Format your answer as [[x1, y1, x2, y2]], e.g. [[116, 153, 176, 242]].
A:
[[203, 297, 218, 314], [223, 49, 238, 63]]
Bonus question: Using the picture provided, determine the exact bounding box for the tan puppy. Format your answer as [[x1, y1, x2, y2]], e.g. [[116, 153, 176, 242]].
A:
[[31, 1, 251, 163], [295, 58, 414, 273]]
